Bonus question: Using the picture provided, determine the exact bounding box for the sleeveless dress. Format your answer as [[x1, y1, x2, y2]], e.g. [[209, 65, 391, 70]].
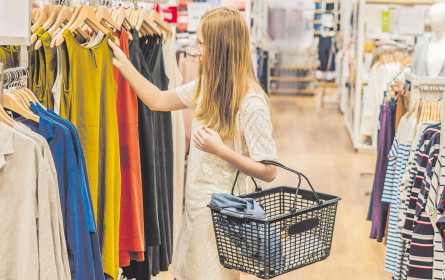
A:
[[171, 80, 277, 280]]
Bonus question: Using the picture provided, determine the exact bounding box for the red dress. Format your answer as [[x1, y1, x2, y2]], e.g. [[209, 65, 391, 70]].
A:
[[114, 29, 145, 267]]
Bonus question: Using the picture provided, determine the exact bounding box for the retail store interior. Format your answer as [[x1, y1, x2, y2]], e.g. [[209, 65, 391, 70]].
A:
[[3, 0, 445, 279]]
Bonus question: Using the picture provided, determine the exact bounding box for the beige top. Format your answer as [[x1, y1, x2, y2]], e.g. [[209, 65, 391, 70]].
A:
[[0, 123, 68, 279], [13, 123, 71, 280]]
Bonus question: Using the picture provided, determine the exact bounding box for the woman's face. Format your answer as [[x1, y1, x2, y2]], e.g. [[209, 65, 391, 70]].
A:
[[196, 24, 204, 59]]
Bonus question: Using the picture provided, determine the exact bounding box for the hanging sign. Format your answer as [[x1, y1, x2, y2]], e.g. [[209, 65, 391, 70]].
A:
[[163, 6, 178, 24]]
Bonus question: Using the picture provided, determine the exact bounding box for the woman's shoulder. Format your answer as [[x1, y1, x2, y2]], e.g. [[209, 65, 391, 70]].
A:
[[241, 91, 270, 111]]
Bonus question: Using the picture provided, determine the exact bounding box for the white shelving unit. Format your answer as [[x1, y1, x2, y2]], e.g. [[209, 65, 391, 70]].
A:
[[347, 0, 435, 153]]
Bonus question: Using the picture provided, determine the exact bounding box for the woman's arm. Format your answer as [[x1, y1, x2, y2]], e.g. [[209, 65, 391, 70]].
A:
[[194, 126, 277, 182], [108, 39, 187, 111]]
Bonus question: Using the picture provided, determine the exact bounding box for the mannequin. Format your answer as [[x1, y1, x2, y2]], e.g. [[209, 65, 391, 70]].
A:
[[412, 3, 445, 76], [426, 3, 445, 76]]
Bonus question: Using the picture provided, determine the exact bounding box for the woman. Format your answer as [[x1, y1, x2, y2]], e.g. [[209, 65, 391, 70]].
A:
[[109, 7, 277, 280]]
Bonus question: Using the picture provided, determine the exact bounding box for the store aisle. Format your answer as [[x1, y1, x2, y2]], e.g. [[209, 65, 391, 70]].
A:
[[155, 95, 392, 280]]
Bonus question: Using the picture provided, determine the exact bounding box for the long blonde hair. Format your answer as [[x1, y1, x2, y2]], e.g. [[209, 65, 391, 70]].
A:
[[193, 7, 263, 142]]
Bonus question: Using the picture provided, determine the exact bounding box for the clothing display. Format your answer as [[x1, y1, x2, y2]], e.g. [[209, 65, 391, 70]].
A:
[[0, 123, 69, 280], [365, 81, 445, 280]]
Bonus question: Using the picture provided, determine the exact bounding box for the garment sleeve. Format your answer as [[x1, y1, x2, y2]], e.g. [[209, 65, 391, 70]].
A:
[[37, 162, 59, 279], [176, 79, 197, 109], [241, 94, 277, 162], [382, 135, 399, 204]]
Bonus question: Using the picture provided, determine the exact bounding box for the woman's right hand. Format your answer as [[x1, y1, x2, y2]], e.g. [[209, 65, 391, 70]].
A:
[[108, 39, 128, 69]]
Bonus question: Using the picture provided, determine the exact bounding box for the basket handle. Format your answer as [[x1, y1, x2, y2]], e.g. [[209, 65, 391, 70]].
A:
[[230, 160, 322, 210]]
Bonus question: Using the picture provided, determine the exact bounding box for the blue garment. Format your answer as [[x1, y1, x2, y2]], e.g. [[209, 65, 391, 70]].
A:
[[34, 103, 95, 231], [15, 109, 104, 280], [32, 103, 105, 280], [210, 193, 285, 272]]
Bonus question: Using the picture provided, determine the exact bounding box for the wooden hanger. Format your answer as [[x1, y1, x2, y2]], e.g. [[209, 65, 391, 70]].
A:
[[115, 8, 134, 37], [0, 105, 14, 127], [48, 7, 74, 38], [31, 5, 53, 33], [35, 6, 70, 50], [3, 94, 39, 123], [54, 6, 118, 47], [11, 90, 30, 108], [68, 6, 91, 40], [42, 5, 62, 31], [31, 5, 60, 45], [96, 7, 120, 32], [149, 11, 172, 37], [136, 10, 161, 36], [407, 99, 420, 121]]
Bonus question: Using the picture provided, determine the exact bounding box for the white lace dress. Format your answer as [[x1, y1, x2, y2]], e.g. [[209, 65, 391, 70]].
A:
[[171, 80, 277, 280]]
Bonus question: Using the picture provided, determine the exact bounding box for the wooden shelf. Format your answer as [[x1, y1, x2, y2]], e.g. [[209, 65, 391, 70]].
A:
[[314, 30, 340, 35], [318, 82, 338, 88], [365, 0, 435, 4], [315, 10, 340, 14], [270, 77, 317, 82], [271, 65, 319, 70], [313, 20, 341, 24], [271, 89, 316, 96]]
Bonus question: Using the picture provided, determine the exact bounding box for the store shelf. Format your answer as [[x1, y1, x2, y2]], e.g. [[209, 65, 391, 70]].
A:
[[315, 10, 340, 14], [314, 30, 340, 35], [313, 20, 341, 24], [271, 65, 319, 70], [365, 0, 435, 4], [315, 0, 341, 3], [270, 77, 317, 82], [270, 89, 316, 95], [318, 82, 339, 88]]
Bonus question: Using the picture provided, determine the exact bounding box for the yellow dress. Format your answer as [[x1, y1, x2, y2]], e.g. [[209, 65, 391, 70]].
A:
[[60, 29, 121, 279]]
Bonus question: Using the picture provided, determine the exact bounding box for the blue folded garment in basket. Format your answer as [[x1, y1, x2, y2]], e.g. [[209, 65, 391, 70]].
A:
[[210, 193, 285, 272]]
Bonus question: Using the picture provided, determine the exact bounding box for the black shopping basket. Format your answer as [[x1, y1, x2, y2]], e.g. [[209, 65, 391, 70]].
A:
[[207, 160, 342, 279]]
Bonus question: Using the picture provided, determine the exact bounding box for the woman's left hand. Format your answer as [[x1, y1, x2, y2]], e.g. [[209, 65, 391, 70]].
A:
[[193, 126, 226, 156]]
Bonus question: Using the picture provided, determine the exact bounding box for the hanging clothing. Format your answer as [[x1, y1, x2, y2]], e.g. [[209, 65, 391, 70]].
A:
[[369, 102, 395, 241], [381, 114, 417, 274], [35, 102, 105, 280], [113, 29, 145, 267], [59, 29, 121, 279], [29, 28, 47, 108], [14, 103, 104, 280], [122, 29, 161, 280], [35, 30, 57, 109], [140, 34, 173, 276], [171, 80, 277, 280], [0, 123, 70, 280], [401, 127, 441, 280], [0, 45, 19, 69], [318, 36, 336, 72], [162, 35, 186, 250]]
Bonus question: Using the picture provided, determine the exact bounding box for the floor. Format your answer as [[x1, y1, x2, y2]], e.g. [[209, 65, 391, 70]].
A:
[[154, 95, 392, 280]]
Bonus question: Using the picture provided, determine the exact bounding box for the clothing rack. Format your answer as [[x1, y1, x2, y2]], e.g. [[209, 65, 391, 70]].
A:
[[386, 64, 412, 90], [1, 66, 29, 107], [405, 72, 445, 106]]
